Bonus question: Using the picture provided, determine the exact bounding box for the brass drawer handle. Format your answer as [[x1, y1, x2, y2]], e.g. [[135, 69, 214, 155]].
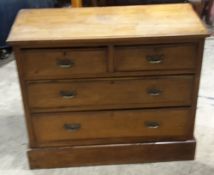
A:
[[60, 90, 76, 99], [145, 121, 160, 129], [146, 54, 164, 64], [64, 123, 81, 132], [57, 59, 74, 68], [147, 88, 161, 96]]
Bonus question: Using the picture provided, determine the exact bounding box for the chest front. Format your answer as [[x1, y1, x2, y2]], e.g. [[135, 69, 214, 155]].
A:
[[7, 4, 208, 169]]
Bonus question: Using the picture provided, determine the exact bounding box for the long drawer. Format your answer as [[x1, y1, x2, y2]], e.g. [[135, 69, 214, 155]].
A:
[[28, 76, 193, 111], [32, 108, 192, 146], [115, 44, 196, 72], [22, 48, 107, 79]]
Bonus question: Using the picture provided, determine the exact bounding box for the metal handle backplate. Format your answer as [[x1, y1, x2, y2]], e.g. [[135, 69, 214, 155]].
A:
[[146, 54, 164, 64], [60, 90, 76, 99], [64, 123, 81, 132], [147, 88, 161, 96], [57, 59, 74, 68], [144, 121, 160, 129]]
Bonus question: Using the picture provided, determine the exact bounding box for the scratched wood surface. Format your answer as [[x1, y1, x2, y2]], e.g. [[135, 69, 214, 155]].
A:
[[7, 4, 208, 45]]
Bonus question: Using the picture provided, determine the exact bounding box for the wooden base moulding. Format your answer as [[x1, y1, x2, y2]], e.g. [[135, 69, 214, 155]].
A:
[[28, 139, 196, 169]]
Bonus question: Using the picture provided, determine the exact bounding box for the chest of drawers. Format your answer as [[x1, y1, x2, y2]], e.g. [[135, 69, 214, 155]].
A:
[[7, 4, 208, 169]]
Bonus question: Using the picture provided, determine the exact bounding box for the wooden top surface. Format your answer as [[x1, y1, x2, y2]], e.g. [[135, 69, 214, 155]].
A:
[[7, 4, 208, 45]]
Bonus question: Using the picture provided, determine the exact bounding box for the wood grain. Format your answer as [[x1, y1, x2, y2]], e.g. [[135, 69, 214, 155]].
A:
[[13, 47, 37, 147], [28, 139, 196, 169], [27, 76, 194, 111], [7, 4, 208, 46], [22, 48, 107, 79], [7, 4, 207, 169], [115, 43, 197, 72], [32, 108, 193, 146]]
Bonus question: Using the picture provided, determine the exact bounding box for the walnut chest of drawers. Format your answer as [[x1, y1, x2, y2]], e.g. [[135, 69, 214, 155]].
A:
[[7, 4, 208, 169]]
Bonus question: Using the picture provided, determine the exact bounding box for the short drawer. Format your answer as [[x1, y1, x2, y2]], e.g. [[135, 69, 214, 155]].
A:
[[28, 76, 193, 111], [115, 44, 196, 72], [32, 108, 192, 146], [22, 48, 107, 79]]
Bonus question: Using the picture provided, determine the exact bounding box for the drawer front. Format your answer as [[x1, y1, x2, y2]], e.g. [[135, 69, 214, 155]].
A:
[[115, 44, 196, 72], [28, 76, 193, 111], [32, 108, 192, 146], [22, 48, 107, 79]]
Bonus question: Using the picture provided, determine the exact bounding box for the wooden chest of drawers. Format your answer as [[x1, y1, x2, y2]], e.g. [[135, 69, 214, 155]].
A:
[[7, 4, 208, 169]]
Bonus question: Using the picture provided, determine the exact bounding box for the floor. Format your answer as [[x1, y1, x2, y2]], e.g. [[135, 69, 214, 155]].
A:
[[0, 38, 214, 175], [0, 54, 14, 67]]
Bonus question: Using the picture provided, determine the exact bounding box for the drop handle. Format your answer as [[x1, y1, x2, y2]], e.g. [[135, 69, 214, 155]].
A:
[[60, 90, 76, 99], [57, 59, 74, 68], [145, 121, 160, 129], [64, 123, 81, 132], [146, 54, 164, 64], [147, 88, 162, 96]]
